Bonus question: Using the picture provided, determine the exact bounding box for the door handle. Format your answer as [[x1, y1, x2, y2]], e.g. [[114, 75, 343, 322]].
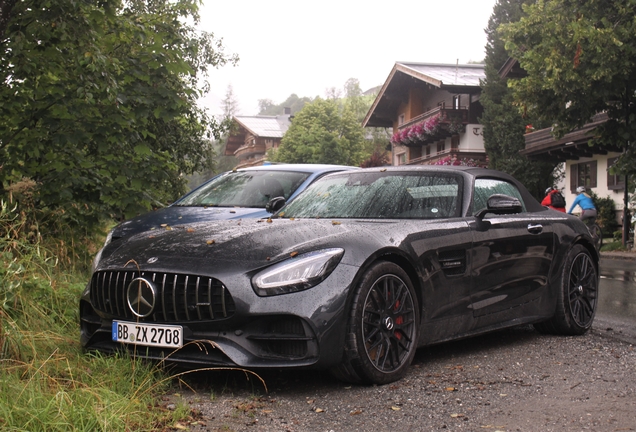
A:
[[527, 224, 543, 234]]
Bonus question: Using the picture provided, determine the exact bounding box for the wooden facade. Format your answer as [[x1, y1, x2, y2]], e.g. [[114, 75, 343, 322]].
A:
[[364, 62, 487, 167], [224, 114, 291, 168]]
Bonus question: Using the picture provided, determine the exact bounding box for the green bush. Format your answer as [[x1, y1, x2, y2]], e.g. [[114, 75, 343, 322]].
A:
[[590, 191, 619, 237]]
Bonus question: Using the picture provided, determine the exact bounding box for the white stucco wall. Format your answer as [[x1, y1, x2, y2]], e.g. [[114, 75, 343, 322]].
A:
[[458, 124, 485, 151], [563, 152, 625, 214]]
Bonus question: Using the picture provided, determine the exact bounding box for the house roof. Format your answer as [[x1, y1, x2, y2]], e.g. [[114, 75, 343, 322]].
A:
[[498, 58, 621, 161], [233, 115, 291, 138], [498, 57, 527, 79], [398, 62, 485, 87], [363, 62, 485, 128], [520, 112, 623, 162], [225, 114, 292, 156]]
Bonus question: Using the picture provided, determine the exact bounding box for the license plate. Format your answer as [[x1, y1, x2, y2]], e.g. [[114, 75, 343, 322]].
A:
[[112, 321, 183, 349]]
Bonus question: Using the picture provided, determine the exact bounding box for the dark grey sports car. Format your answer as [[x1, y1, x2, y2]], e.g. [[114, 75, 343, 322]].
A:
[[80, 166, 600, 384]]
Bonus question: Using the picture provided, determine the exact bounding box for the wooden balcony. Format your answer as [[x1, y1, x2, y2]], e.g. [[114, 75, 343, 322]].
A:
[[396, 106, 469, 147], [234, 143, 266, 160]]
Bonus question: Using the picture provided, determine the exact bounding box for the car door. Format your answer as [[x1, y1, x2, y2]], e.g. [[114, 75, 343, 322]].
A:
[[468, 178, 554, 319], [398, 174, 475, 343]]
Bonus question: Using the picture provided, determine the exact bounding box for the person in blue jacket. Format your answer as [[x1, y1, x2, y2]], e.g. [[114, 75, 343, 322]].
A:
[[568, 186, 597, 224]]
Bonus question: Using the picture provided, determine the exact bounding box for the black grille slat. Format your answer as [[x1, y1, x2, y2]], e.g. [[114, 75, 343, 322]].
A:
[[221, 286, 227, 317], [172, 274, 179, 321], [114, 272, 121, 316], [100, 272, 108, 312], [161, 273, 168, 320], [119, 272, 129, 315], [207, 279, 214, 319], [184, 275, 191, 321], [194, 277, 202, 321], [90, 270, 235, 323]]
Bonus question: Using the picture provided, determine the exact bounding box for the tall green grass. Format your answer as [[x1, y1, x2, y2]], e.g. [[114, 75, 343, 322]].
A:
[[0, 200, 184, 431]]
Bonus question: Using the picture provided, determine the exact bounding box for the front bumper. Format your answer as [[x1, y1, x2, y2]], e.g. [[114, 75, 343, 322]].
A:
[[79, 263, 359, 370]]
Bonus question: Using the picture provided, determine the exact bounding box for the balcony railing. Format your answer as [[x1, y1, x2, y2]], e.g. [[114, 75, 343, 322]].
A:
[[402, 106, 468, 129], [393, 106, 469, 148], [234, 142, 266, 159]]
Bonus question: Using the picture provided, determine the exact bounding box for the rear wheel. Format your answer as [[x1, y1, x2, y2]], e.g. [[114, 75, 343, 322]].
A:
[[331, 262, 419, 385], [534, 244, 598, 335]]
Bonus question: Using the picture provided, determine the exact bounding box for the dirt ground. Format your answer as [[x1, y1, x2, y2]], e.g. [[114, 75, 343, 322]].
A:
[[164, 325, 635, 432]]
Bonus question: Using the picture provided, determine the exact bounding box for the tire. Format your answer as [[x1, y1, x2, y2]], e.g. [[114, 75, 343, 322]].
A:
[[534, 244, 598, 335], [331, 262, 419, 385]]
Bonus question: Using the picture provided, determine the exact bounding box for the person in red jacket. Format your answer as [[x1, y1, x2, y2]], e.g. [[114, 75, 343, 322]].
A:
[[542, 188, 566, 212]]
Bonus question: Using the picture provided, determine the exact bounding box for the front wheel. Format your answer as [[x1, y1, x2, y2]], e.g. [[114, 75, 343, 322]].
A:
[[534, 244, 598, 335], [331, 262, 419, 385]]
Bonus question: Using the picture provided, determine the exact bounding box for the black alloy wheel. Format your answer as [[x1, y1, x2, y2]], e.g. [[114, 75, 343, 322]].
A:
[[566, 248, 598, 328], [332, 262, 419, 385], [534, 244, 598, 335]]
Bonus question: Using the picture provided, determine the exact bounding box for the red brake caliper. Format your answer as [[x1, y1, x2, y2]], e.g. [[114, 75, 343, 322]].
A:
[[394, 300, 403, 339]]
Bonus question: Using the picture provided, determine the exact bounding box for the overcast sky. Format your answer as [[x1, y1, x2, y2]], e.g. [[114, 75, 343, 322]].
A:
[[198, 0, 498, 116]]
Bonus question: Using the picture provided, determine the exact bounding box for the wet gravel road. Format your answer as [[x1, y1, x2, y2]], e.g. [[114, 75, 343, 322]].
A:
[[167, 325, 635, 432]]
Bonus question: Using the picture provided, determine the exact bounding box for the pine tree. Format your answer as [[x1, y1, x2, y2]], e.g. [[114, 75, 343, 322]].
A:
[[480, 0, 558, 200]]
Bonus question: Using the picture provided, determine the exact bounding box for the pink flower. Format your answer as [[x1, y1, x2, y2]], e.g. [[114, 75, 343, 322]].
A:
[[412, 123, 423, 136], [400, 129, 409, 142], [423, 115, 440, 134]]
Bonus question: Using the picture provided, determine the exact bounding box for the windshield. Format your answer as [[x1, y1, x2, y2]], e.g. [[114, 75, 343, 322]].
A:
[[176, 170, 311, 208], [280, 172, 463, 219]]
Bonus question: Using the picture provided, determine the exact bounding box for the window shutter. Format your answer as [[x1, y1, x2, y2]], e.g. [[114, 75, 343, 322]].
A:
[[590, 160, 597, 188], [570, 164, 577, 193]]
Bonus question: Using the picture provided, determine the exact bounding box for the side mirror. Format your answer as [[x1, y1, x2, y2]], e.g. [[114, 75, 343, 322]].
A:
[[475, 194, 523, 219], [266, 196, 286, 214]]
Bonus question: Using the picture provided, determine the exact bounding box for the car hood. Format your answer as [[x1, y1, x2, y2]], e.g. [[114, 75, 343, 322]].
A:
[[97, 218, 402, 276], [111, 206, 271, 240]]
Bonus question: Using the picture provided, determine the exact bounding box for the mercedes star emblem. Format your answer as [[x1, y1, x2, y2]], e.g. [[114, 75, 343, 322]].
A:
[[127, 277, 156, 318]]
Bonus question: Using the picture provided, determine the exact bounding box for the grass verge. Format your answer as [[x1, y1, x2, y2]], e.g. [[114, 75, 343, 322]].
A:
[[600, 240, 634, 252], [1, 200, 186, 431]]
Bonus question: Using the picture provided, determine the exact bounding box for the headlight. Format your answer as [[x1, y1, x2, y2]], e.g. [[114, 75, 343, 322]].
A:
[[91, 229, 114, 272], [103, 228, 114, 247], [252, 248, 344, 296]]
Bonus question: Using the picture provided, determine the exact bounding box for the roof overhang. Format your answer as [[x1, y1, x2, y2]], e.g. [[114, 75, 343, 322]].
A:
[[498, 58, 527, 79], [520, 112, 623, 162]]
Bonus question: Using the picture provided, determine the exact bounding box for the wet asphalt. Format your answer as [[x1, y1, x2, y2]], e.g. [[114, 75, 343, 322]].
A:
[[594, 254, 636, 344]]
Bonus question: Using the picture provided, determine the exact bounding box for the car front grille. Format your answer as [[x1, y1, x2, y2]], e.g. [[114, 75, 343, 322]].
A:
[[90, 270, 236, 322]]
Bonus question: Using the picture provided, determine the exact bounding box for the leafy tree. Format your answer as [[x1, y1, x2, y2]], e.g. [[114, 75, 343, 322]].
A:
[[271, 98, 366, 166], [188, 84, 238, 189], [499, 0, 636, 179], [360, 150, 389, 168], [342, 78, 373, 123], [324, 86, 342, 100], [258, 99, 275, 115], [0, 0, 237, 230], [222, 84, 240, 120], [341, 78, 390, 162], [480, 0, 557, 199], [257, 94, 313, 115]]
